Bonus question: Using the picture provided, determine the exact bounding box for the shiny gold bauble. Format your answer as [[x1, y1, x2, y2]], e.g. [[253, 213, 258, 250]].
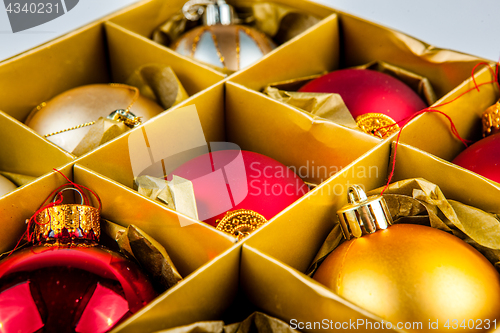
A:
[[172, 25, 275, 72], [25, 84, 164, 153], [0, 175, 16, 197], [314, 224, 500, 332]]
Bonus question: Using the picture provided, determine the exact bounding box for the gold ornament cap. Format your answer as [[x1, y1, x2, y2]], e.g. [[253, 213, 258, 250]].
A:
[[482, 100, 500, 137], [32, 188, 100, 246], [337, 185, 392, 241], [356, 113, 399, 138], [216, 209, 267, 240]]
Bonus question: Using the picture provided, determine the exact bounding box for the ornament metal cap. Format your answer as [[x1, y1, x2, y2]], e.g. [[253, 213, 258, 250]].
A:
[[183, 0, 237, 26], [32, 188, 101, 246], [482, 100, 500, 137], [337, 185, 392, 240]]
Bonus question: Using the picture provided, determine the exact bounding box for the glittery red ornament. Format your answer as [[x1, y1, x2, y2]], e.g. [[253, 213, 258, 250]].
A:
[[170, 150, 308, 226], [0, 187, 157, 333], [452, 132, 500, 184], [299, 69, 426, 122]]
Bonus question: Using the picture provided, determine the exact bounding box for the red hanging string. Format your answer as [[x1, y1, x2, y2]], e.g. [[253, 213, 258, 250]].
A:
[[380, 61, 500, 195]]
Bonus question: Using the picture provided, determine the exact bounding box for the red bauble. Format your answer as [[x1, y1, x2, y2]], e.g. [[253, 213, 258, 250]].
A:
[[299, 69, 426, 122], [169, 150, 308, 226], [0, 246, 157, 333], [0, 187, 158, 333], [452, 132, 500, 183]]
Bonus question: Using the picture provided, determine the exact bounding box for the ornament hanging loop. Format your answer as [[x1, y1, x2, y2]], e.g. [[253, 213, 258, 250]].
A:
[[182, 0, 236, 25], [52, 187, 85, 205], [337, 185, 393, 240], [347, 185, 368, 204]]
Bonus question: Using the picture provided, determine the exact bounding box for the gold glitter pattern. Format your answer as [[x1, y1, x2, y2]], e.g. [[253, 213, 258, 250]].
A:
[[210, 30, 226, 69], [482, 101, 500, 137], [356, 113, 399, 138], [33, 204, 100, 246], [235, 27, 241, 70], [216, 209, 268, 241]]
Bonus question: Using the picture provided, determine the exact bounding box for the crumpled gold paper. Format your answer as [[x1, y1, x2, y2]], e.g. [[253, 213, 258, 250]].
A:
[[135, 175, 198, 220], [263, 86, 357, 129], [152, 2, 320, 47], [153, 312, 299, 333], [71, 117, 129, 156], [0, 171, 36, 186], [264, 61, 437, 134], [103, 220, 182, 290], [307, 178, 500, 275], [126, 64, 188, 110]]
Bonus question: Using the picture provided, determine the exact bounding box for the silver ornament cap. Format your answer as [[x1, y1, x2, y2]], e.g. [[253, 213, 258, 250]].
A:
[[182, 0, 237, 26], [337, 185, 392, 240]]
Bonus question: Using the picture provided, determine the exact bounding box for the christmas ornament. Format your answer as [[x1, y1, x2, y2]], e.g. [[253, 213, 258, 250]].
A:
[[0, 185, 157, 333], [452, 132, 500, 184], [25, 84, 164, 153], [169, 150, 308, 233], [482, 99, 500, 137], [299, 69, 427, 137], [0, 174, 16, 197], [171, 0, 276, 72], [313, 185, 500, 331]]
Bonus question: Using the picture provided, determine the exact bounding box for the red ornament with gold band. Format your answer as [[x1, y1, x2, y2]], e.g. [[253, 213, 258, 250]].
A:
[[0, 186, 157, 333]]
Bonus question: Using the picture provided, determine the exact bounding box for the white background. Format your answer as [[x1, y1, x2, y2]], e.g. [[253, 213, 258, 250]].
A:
[[0, 0, 498, 62]]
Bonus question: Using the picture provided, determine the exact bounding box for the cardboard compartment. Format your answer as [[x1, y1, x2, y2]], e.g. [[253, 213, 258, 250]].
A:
[[229, 8, 492, 158], [0, 19, 224, 157], [0, 161, 74, 254], [0, 112, 74, 253], [399, 66, 499, 162], [230, 10, 486, 96], [239, 139, 500, 331], [241, 244, 397, 332], [0, 159, 237, 332], [76, 80, 379, 186], [73, 79, 380, 249], [73, 164, 235, 277], [245, 138, 500, 273], [108, 0, 335, 73], [112, 244, 241, 333]]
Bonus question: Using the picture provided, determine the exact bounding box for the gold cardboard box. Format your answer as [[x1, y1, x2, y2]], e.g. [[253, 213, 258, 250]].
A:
[[0, 0, 499, 332]]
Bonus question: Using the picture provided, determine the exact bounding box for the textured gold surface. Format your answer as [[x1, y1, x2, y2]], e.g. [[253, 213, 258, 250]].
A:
[[216, 209, 268, 241], [482, 100, 500, 137], [356, 113, 399, 138], [33, 204, 100, 245]]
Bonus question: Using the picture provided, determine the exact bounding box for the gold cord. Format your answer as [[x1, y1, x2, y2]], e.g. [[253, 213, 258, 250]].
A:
[[43, 84, 140, 138], [44, 121, 97, 138]]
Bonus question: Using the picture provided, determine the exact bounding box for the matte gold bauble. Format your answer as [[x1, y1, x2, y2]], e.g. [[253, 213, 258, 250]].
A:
[[0, 175, 16, 197], [314, 186, 500, 331], [25, 84, 164, 153]]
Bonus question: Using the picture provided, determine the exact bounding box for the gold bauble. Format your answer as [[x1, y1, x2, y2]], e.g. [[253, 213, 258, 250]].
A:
[[0, 175, 16, 197], [25, 84, 164, 153], [314, 224, 500, 331], [172, 25, 275, 72]]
